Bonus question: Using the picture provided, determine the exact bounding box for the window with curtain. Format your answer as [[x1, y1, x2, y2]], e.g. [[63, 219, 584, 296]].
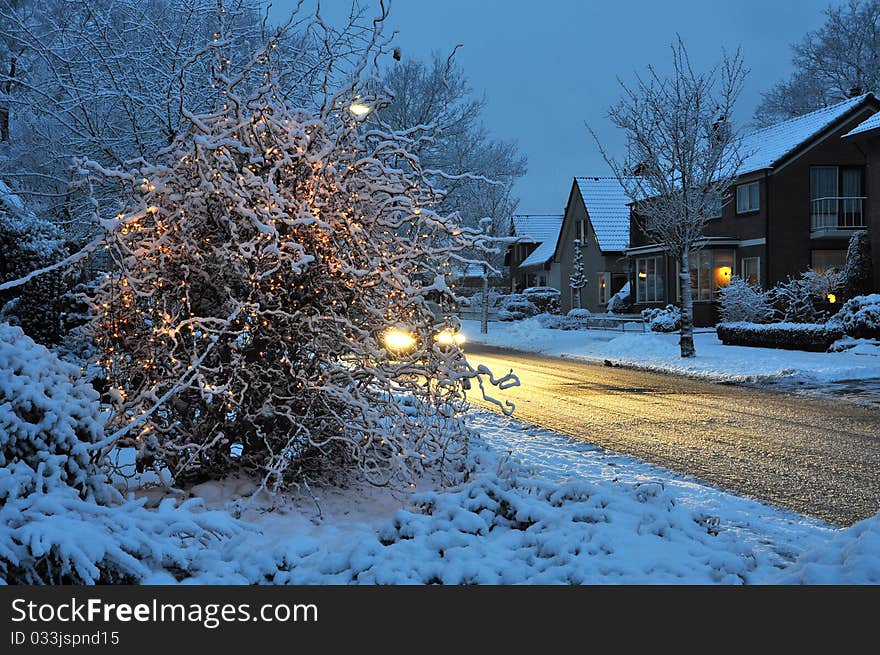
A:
[[679, 250, 735, 301], [736, 182, 760, 213], [741, 257, 760, 287], [811, 166, 838, 229], [636, 256, 663, 303], [841, 168, 864, 227]]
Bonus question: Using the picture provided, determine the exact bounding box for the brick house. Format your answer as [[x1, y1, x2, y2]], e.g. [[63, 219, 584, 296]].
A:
[[626, 93, 880, 326]]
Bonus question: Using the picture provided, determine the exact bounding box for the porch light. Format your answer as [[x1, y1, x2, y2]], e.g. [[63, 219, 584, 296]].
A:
[[827, 293, 837, 304], [638, 272, 647, 279]]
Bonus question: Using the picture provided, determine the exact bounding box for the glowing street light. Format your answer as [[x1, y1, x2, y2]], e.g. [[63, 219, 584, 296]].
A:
[[349, 100, 371, 118]]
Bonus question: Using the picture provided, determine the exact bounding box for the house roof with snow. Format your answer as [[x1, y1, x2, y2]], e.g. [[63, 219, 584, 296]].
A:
[[512, 214, 563, 268], [843, 110, 880, 137], [573, 177, 632, 252], [739, 93, 878, 175]]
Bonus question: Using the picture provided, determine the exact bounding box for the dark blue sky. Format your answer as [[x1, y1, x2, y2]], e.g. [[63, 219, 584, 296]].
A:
[[272, 0, 840, 214]]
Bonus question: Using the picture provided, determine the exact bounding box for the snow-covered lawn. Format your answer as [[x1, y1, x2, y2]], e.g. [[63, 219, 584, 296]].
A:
[[461, 318, 880, 384], [134, 410, 876, 585]]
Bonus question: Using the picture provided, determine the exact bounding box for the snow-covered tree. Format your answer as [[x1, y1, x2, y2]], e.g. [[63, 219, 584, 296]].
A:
[[842, 230, 873, 300], [755, 0, 880, 126], [0, 179, 68, 343], [87, 8, 514, 491], [0, 0, 368, 235], [377, 51, 526, 270], [568, 240, 587, 309], [718, 276, 773, 324], [591, 38, 747, 357]]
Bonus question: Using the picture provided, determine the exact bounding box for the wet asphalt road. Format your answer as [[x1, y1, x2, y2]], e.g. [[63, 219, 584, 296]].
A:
[[465, 343, 880, 526]]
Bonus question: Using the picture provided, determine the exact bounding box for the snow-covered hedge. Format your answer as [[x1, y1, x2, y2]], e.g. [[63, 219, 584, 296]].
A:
[[828, 294, 880, 340], [641, 304, 681, 332], [716, 322, 844, 352], [497, 294, 540, 321], [522, 287, 561, 315]]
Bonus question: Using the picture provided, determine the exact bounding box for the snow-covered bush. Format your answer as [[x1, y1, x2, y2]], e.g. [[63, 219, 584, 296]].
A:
[[86, 20, 513, 490], [606, 281, 632, 314], [0, 181, 68, 344], [718, 276, 773, 324], [841, 230, 873, 300], [498, 294, 540, 321], [770, 270, 841, 323], [522, 287, 561, 314], [828, 294, 880, 340], [716, 322, 843, 352], [641, 304, 681, 332], [0, 322, 244, 584], [0, 322, 102, 498]]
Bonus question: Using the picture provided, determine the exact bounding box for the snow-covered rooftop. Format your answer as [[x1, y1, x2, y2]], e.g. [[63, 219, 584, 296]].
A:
[[739, 94, 875, 175], [513, 214, 563, 268], [574, 177, 632, 252], [843, 110, 880, 137]]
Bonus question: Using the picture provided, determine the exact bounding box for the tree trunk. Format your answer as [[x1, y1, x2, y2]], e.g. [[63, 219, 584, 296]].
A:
[[678, 250, 696, 357], [573, 288, 581, 310], [0, 55, 18, 143], [480, 264, 489, 334]]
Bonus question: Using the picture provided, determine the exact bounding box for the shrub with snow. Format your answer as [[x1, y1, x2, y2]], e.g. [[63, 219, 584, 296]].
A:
[[718, 276, 772, 324], [606, 282, 632, 314], [0, 322, 102, 497], [0, 322, 243, 584], [497, 294, 540, 321], [87, 26, 513, 491], [828, 294, 880, 340], [641, 304, 681, 332], [522, 287, 561, 314], [770, 270, 841, 323]]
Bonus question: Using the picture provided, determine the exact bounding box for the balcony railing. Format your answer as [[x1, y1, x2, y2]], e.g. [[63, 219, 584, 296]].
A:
[[810, 196, 866, 232]]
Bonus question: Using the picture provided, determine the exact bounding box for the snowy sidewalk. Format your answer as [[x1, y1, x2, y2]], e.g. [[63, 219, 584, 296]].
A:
[[166, 410, 878, 584], [461, 318, 880, 385]]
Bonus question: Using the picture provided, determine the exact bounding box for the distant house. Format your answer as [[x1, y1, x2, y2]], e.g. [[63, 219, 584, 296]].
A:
[[555, 177, 631, 313], [506, 214, 563, 292], [627, 92, 880, 326]]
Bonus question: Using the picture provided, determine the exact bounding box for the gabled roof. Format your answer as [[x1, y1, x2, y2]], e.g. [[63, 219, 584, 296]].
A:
[[512, 214, 563, 268], [573, 177, 632, 252], [844, 111, 880, 137], [739, 93, 877, 175]]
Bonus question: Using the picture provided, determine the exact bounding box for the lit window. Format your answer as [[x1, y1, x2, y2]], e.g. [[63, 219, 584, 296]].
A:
[[598, 272, 611, 304], [736, 181, 760, 213], [810, 250, 846, 274], [678, 250, 735, 301]]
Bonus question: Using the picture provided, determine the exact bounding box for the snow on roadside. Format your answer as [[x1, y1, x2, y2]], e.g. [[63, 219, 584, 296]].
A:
[[160, 410, 880, 585], [460, 318, 880, 384]]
